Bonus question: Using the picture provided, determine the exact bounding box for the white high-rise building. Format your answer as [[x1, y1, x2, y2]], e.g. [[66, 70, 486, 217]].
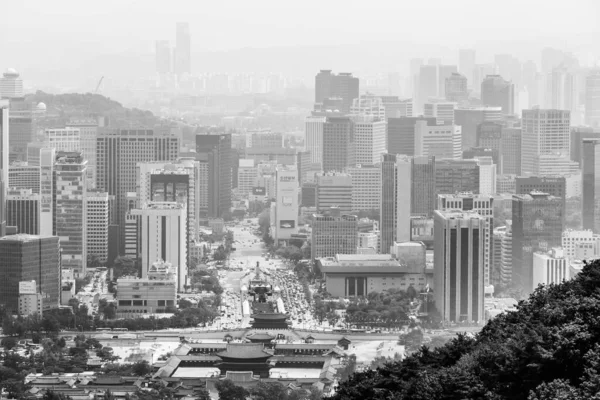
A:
[[237, 159, 258, 195], [350, 94, 386, 119], [305, 116, 326, 167], [414, 122, 462, 159], [0, 69, 23, 99], [532, 248, 569, 291], [271, 166, 299, 243], [477, 157, 497, 195], [346, 164, 381, 212], [423, 100, 457, 125], [562, 229, 600, 260], [380, 154, 411, 254], [352, 116, 386, 165], [39, 148, 55, 237], [0, 101, 8, 237], [66, 119, 98, 189], [44, 128, 81, 153], [521, 109, 570, 176], [131, 202, 187, 291], [86, 191, 109, 263]]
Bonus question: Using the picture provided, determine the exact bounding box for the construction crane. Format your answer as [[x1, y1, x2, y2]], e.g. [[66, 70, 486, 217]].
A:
[[94, 76, 104, 93]]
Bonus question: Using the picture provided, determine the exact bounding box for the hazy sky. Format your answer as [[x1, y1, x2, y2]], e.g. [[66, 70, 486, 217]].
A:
[[2, 0, 599, 53]]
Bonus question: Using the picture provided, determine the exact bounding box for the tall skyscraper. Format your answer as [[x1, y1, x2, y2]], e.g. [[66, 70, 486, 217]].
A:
[[8, 99, 42, 161], [39, 147, 55, 237], [314, 70, 359, 113], [272, 166, 299, 244], [86, 191, 109, 263], [501, 126, 522, 175], [380, 154, 411, 253], [481, 75, 515, 115], [445, 73, 468, 102], [435, 159, 480, 196], [582, 138, 600, 232], [472, 64, 497, 94], [586, 69, 600, 128], [512, 192, 564, 294], [476, 121, 503, 172], [414, 122, 462, 159], [570, 127, 600, 166], [459, 49, 476, 89], [96, 129, 180, 253], [66, 118, 98, 189], [417, 65, 439, 113], [174, 22, 191, 76], [195, 133, 232, 219], [521, 109, 570, 176], [54, 151, 87, 276], [6, 189, 40, 235], [131, 202, 187, 291], [352, 116, 386, 165], [433, 210, 486, 323], [155, 40, 172, 74], [323, 116, 354, 172], [438, 65, 458, 98], [411, 156, 436, 217], [387, 117, 436, 156], [347, 164, 381, 212], [454, 107, 502, 150], [0, 234, 60, 313], [548, 67, 576, 111], [0, 100, 8, 237], [311, 211, 358, 259], [0, 69, 23, 99], [316, 172, 352, 214]]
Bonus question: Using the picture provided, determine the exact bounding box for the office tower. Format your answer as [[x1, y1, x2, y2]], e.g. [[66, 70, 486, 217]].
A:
[[272, 166, 299, 243], [424, 100, 457, 125], [0, 234, 60, 313], [477, 157, 497, 195], [39, 147, 55, 237], [131, 202, 187, 291], [438, 193, 494, 286], [521, 109, 570, 176], [408, 58, 424, 97], [472, 64, 497, 95], [124, 211, 140, 259], [323, 116, 354, 172], [586, 69, 600, 128], [414, 121, 461, 159], [6, 189, 40, 234], [498, 221, 513, 284], [380, 96, 413, 118], [155, 40, 171, 74], [582, 138, 600, 232], [195, 133, 231, 218], [175, 22, 191, 76], [445, 73, 468, 102], [54, 151, 87, 276], [386, 117, 436, 156], [8, 99, 42, 161], [0, 69, 23, 99], [481, 75, 515, 115], [314, 70, 359, 113], [570, 127, 600, 166], [459, 49, 476, 88], [300, 182, 317, 208], [9, 162, 40, 193], [411, 156, 435, 217], [494, 54, 522, 87], [316, 172, 352, 214], [516, 176, 566, 208], [44, 128, 81, 152], [497, 175, 516, 193], [476, 122, 502, 171], [86, 191, 109, 263], [548, 67, 576, 111], [512, 192, 564, 294], [417, 65, 438, 113], [0, 101, 8, 237], [347, 164, 381, 212], [562, 229, 600, 260], [433, 210, 486, 323], [435, 159, 480, 196], [501, 126, 522, 175], [296, 151, 312, 184], [350, 94, 386, 119], [66, 118, 98, 188], [311, 212, 358, 259], [380, 154, 411, 253], [532, 248, 568, 290], [438, 65, 458, 98], [352, 116, 386, 165], [237, 159, 258, 195], [454, 107, 502, 149], [27, 142, 45, 166]]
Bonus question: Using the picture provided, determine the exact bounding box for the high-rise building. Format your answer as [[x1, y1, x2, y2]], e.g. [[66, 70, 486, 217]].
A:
[[54, 151, 87, 276], [271, 166, 299, 243], [6, 189, 40, 235], [438, 65, 458, 99], [380, 96, 413, 118], [414, 122, 461, 159], [350, 94, 386, 119], [44, 128, 81, 153], [323, 116, 354, 172], [433, 210, 486, 323], [237, 159, 258, 195], [174, 22, 191, 76], [0, 100, 8, 237], [454, 107, 502, 150], [316, 172, 352, 214], [155, 40, 171, 74], [39, 148, 55, 237], [516, 176, 566, 219], [314, 70, 360, 113], [472, 64, 497, 95], [311, 211, 358, 259], [477, 157, 497, 196], [532, 248, 568, 291], [562, 229, 600, 260], [411, 156, 436, 217], [195, 133, 232, 219], [501, 126, 522, 175], [8, 99, 42, 161], [481, 75, 515, 115], [438, 193, 494, 286], [0, 234, 60, 313], [459, 49, 476, 89], [0, 69, 23, 99], [131, 202, 187, 291], [387, 117, 437, 156], [476, 122, 503, 172], [586, 69, 600, 128], [548, 67, 576, 111], [445, 73, 468, 102], [86, 191, 109, 263], [512, 192, 564, 294], [9, 162, 39, 193], [380, 154, 411, 253], [582, 138, 600, 232], [417, 65, 439, 113], [296, 151, 313, 184], [570, 127, 600, 166], [424, 100, 457, 125], [346, 164, 381, 212], [435, 159, 480, 196], [499, 221, 513, 284], [521, 109, 570, 176], [66, 118, 98, 189], [352, 116, 386, 165]]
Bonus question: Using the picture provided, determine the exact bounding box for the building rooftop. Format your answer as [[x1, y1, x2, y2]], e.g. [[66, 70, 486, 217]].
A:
[[142, 201, 186, 210], [0, 234, 54, 243], [216, 343, 272, 359]]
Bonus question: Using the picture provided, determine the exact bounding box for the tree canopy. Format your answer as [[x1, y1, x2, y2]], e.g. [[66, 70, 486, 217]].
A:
[[332, 260, 600, 400]]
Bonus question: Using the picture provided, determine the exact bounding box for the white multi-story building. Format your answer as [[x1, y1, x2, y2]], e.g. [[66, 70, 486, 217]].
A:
[[66, 118, 98, 189], [131, 202, 187, 291], [424, 100, 457, 125], [305, 116, 326, 167], [352, 116, 386, 166], [271, 166, 299, 243], [358, 232, 379, 252], [562, 229, 600, 260], [350, 94, 386, 119], [0, 69, 23, 99], [414, 122, 462, 159], [44, 128, 81, 153], [237, 159, 258, 195], [500, 220, 513, 284], [346, 164, 381, 212], [532, 248, 569, 291], [39, 148, 55, 237], [477, 157, 497, 195], [9, 162, 40, 193], [86, 191, 109, 263]]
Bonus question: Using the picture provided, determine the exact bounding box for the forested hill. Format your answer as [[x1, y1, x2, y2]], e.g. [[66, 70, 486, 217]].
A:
[[332, 259, 600, 400]]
